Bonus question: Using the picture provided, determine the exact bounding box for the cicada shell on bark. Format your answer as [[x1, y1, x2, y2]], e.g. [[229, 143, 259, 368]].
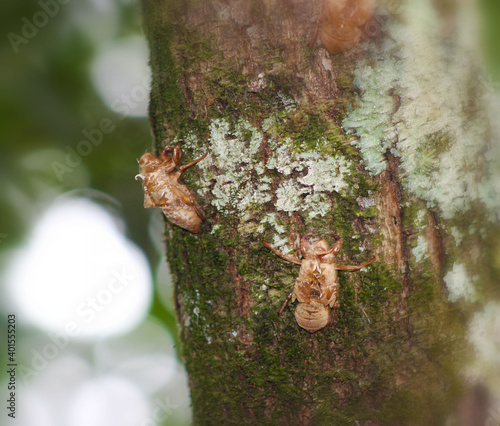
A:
[[315, 0, 375, 54], [136, 141, 207, 233], [263, 234, 376, 333]]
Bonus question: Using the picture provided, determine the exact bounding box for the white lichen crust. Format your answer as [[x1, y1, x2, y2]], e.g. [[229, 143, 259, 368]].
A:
[[343, 0, 497, 397], [183, 117, 355, 250], [343, 0, 492, 300], [443, 262, 477, 303], [468, 303, 500, 394], [344, 0, 489, 221]]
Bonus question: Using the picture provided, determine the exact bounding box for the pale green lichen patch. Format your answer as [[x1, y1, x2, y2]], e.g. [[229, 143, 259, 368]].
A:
[[188, 118, 272, 215], [341, 3, 494, 397], [265, 127, 356, 220], [297, 153, 352, 193], [343, 0, 489, 221], [412, 235, 429, 263], [184, 116, 356, 230], [468, 302, 500, 393], [409, 209, 429, 263], [444, 263, 478, 303], [256, 213, 290, 253], [450, 226, 464, 246], [343, 56, 400, 176]]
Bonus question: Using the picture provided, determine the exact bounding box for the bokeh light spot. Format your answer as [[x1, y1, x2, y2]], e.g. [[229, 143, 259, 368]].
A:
[[90, 36, 151, 117], [6, 196, 152, 339]]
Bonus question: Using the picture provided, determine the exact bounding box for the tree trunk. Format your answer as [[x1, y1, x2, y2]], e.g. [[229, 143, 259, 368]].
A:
[[141, 0, 495, 424]]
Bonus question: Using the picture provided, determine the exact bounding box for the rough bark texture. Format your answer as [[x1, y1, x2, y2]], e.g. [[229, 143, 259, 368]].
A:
[[141, 0, 495, 424]]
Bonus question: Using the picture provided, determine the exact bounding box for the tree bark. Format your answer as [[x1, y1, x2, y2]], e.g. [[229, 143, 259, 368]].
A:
[[141, 0, 495, 424]]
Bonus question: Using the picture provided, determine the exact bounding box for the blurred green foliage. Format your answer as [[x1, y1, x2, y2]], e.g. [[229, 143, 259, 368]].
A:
[[480, 0, 500, 81], [0, 1, 177, 336]]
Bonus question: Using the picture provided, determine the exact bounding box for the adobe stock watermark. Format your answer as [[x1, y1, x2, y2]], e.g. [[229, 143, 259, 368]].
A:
[[51, 118, 115, 182], [7, 0, 71, 54], [51, 74, 151, 182], [487, 404, 500, 426], [75, 268, 134, 324], [19, 268, 134, 384], [140, 396, 180, 426], [480, 73, 500, 95]]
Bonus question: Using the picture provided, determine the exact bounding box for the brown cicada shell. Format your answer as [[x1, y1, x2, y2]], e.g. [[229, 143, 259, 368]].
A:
[[312, 0, 375, 55], [263, 234, 376, 333], [136, 141, 207, 233]]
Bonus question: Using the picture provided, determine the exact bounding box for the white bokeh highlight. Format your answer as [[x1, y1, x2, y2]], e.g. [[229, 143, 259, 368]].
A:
[[66, 0, 119, 49], [90, 35, 151, 117], [67, 375, 151, 426], [10, 318, 192, 426], [6, 196, 152, 339]]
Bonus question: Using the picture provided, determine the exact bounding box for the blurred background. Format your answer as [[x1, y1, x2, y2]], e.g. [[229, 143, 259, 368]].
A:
[[0, 0, 190, 425], [0, 0, 498, 425]]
